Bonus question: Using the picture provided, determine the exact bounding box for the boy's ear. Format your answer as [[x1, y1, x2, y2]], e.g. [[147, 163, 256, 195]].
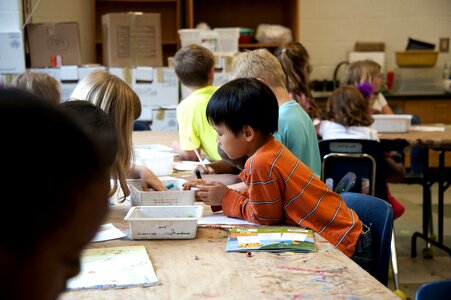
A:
[[208, 67, 215, 82], [243, 125, 255, 141]]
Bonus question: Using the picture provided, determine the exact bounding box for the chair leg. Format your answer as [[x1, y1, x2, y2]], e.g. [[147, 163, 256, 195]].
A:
[[390, 228, 400, 291]]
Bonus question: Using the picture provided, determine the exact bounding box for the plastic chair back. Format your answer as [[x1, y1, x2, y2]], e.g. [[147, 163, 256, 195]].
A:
[[319, 139, 388, 201], [341, 192, 394, 286], [415, 279, 451, 300]]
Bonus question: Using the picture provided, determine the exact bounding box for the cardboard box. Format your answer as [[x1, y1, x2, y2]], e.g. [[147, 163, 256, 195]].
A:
[[151, 107, 177, 131], [0, 30, 25, 74], [102, 13, 163, 67], [130, 66, 179, 121], [26, 22, 82, 68]]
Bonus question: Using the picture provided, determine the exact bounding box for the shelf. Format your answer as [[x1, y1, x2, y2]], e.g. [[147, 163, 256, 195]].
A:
[[239, 43, 283, 49]]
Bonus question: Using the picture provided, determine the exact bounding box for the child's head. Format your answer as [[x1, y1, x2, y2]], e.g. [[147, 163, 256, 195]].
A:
[[173, 44, 215, 88], [70, 70, 141, 199], [274, 41, 312, 95], [230, 49, 286, 89], [0, 88, 110, 300], [60, 100, 118, 191], [11, 71, 61, 104], [206, 78, 279, 159], [327, 86, 374, 127], [341, 60, 383, 93]]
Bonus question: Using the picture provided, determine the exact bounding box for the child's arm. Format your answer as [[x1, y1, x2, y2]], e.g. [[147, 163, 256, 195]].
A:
[[129, 165, 167, 191]]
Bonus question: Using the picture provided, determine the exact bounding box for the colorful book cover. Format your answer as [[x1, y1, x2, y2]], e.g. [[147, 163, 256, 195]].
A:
[[225, 227, 316, 253], [67, 245, 159, 290]]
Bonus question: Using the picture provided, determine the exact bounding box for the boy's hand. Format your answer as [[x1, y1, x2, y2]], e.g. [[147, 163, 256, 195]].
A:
[[182, 179, 206, 191], [196, 182, 229, 206]]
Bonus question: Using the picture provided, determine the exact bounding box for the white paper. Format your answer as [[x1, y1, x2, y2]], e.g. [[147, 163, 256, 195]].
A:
[[174, 159, 210, 171], [90, 223, 126, 243], [410, 125, 445, 132], [198, 213, 257, 226]]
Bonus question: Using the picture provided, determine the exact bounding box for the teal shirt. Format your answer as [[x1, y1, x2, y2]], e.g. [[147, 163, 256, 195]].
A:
[[274, 100, 321, 177]]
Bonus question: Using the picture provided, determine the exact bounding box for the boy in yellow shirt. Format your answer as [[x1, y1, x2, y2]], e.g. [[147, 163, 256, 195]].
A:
[[172, 44, 221, 161]]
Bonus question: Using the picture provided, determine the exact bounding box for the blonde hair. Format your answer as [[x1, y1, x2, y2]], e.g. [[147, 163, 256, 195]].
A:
[[70, 70, 141, 200], [274, 42, 320, 119], [327, 86, 373, 127], [230, 49, 286, 88], [11, 71, 61, 104], [340, 60, 381, 86]]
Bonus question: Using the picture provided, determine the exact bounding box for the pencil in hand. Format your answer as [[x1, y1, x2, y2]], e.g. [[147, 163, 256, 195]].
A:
[[188, 137, 208, 172]]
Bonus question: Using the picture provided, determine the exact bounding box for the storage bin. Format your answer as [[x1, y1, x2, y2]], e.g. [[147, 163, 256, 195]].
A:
[[134, 149, 174, 176], [395, 51, 438, 68], [372, 114, 413, 133], [178, 28, 203, 48], [124, 205, 203, 239], [128, 178, 195, 206], [214, 27, 240, 53]]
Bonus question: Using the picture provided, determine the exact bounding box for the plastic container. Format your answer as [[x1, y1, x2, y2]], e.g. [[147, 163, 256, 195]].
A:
[[214, 27, 240, 53], [134, 149, 174, 176], [395, 51, 438, 68], [372, 114, 413, 133], [128, 178, 195, 206], [124, 205, 203, 239], [178, 28, 203, 48]]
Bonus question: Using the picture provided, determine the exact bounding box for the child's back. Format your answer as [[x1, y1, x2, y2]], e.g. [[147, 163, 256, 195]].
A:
[[173, 44, 220, 161]]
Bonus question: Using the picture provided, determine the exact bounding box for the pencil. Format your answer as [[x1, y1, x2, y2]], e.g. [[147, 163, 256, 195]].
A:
[[188, 137, 208, 172]]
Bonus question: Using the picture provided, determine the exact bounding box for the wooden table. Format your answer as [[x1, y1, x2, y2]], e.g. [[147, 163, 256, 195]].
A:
[[60, 131, 397, 299], [380, 125, 451, 257], [61, 202, 398, 299]]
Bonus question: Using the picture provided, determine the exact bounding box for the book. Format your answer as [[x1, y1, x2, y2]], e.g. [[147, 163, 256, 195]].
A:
[[67, 245, 159, 290], [225, 227, 316, 253]]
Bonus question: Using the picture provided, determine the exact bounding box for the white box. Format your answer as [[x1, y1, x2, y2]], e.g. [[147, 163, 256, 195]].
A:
[[0, 31, 25, 74], [131, 67, 179, 120], [151, 107, 178, 131], [128, 177, 195, 206], [124, 205, 203, 239], [59, 65, 79, 101], [181, 71, 231, 99], [214, 27, 240, 54], [372, 114, 413, 133], [134, 149, 174, 176]]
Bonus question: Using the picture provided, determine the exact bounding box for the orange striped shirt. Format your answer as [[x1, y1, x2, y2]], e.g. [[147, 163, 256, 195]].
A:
[[222, 137, 362, 257]]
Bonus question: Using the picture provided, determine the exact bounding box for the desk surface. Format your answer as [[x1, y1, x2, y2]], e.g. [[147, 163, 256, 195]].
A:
[[61, 131, 397, 299], [61, 202, 397, 300], [379, 125, 451, 149]]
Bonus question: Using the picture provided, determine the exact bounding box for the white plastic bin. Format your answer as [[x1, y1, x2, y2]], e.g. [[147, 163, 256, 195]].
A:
[[214, 27, 240, 53], [134, 149, 174, 176], [128, 178, 195, 206], [124, 206, 203, 239], [178, 28, 203, 48], [372, 114, 413, 133]]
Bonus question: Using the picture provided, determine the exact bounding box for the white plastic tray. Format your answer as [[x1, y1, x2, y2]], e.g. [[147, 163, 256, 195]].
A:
[[372, 114, 413, 133], [128, 178, 195, 206], [124, 206, 203, 240]]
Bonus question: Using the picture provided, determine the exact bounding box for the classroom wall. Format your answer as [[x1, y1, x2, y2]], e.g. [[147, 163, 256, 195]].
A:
[[29, 0, 95, 64], [300, 0, 451, 80]]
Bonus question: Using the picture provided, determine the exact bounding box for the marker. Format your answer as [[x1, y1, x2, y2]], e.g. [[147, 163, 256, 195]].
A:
[[188, 137, 208, 172], [165, 183, 174, 189], [194, 169, 202, 180]]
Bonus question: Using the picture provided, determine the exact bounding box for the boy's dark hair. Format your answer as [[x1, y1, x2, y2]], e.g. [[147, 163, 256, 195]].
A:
[[0, 88, 108, 255], [173, 44, 215, 87], [61, 100, 118, 167], [206, 77, 278, 137]]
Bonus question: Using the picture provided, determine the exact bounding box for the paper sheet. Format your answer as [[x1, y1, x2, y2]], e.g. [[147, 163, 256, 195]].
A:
[[410, 125, 445, 132], [174, 159, 210, 171], [90, 223, 127, 243], [198, 213, 258, 227], [67, 246, 159, 290]]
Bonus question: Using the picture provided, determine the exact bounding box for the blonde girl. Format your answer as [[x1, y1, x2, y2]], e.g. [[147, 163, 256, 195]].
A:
[[11, 71, 61, 104], [274, 42, 321, 121], [70, 70, 166, 200], [340, 60, 394, 114]]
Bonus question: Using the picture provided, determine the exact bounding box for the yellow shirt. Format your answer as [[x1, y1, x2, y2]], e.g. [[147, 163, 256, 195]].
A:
[[176, 86, 221, 161]]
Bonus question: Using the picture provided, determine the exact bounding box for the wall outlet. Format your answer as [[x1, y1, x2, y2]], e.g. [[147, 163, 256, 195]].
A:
[[439, 38, 449, 53]]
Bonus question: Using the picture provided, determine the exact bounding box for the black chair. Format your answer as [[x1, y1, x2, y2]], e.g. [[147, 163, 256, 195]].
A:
[[133, 120, 151, 131], [319, 139, 401, 291], [341, 192, 393, 286]]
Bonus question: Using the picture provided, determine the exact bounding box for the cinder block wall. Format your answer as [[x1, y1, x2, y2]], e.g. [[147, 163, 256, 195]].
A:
[[300, 0, 451, 80]]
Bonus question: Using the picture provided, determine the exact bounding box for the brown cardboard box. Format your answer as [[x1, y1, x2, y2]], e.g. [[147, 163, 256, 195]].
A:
[[26, 22, 82, 67], [102, 12, 163, 67]]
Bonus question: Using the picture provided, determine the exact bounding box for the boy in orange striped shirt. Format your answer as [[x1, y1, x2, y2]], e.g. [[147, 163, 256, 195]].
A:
[[191, 78, 372, 269]]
